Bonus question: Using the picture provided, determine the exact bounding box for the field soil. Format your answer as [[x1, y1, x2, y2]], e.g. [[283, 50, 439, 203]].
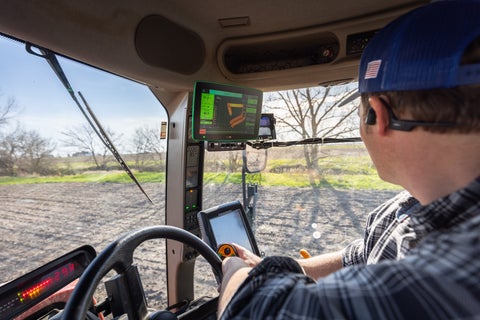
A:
[[0, 182, 398, 309]]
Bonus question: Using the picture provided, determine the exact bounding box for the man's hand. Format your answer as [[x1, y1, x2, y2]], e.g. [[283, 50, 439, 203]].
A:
[[231, 243, 262, 267]]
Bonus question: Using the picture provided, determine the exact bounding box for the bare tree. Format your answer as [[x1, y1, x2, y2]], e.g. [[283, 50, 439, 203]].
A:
[[226, 151, 241, 173], [16, 129, 56, 174], [0, 91, 55, 175], [265, 84, 359, 185], [0, 91, 18, 129], [62, 124, 122, 169], [0, 130, 18, 175], [0, 91, 19, 175], [131, 125, 165, 171], [0, 126, 55, 175]]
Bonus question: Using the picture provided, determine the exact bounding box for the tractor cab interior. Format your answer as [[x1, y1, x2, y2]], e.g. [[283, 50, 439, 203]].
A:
[[0, 1, 430, 319]]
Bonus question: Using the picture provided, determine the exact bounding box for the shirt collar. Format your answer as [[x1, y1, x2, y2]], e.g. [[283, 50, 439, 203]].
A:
[[410, 177, 480, 236]]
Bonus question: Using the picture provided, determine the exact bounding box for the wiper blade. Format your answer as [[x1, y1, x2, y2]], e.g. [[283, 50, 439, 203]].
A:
[[26, 43, 153, 204], [78, 92, 153, 203]]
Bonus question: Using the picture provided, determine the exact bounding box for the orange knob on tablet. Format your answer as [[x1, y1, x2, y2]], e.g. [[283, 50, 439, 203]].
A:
[[217, 243, 238, 260]]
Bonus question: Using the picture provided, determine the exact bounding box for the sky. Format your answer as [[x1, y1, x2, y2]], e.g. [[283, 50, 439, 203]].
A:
[[0, 36, 168, 156]]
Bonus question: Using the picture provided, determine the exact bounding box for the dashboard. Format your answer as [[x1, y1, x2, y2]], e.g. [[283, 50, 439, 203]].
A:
[[0, 246, 96, 320]]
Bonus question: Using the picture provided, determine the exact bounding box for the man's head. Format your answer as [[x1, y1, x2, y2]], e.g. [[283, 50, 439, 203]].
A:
[[356, 0, 480, 198], [358, 0, 480, 134]]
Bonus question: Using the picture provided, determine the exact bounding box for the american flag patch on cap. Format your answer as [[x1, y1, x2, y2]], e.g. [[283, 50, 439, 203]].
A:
[[364, 60, 382, 79]]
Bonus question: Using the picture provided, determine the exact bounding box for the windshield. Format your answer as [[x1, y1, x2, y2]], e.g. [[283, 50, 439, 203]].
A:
[[0, 36, 168, 306]]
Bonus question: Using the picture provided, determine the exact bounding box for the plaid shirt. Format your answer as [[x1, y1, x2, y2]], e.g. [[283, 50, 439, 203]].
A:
[[220, 177, 480, 319]]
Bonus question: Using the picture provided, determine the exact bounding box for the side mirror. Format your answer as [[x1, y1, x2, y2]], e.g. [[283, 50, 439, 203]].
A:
[[243, 146, 267, 173]]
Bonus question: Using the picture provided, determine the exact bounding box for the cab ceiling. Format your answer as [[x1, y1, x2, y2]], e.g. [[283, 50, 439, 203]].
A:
[[0, 0, 429, 92]]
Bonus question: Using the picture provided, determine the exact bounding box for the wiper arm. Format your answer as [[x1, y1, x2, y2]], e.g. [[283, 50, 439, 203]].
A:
[[26, 43, 153, 204]]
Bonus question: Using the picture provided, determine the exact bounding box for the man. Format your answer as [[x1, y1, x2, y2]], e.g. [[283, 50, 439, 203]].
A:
[[218, 0, 480, 318]]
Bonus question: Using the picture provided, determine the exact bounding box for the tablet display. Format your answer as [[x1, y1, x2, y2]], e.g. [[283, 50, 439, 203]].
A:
[[198, 201, 260, 256]]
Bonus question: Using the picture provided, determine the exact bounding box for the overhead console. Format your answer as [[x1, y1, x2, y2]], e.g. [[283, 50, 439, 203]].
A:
[[217, 5, 418, 88], [222, 32, 340, 75]]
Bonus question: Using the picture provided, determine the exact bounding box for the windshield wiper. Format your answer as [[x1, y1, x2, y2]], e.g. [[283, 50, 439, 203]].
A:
[[26, 43, 153, 204]]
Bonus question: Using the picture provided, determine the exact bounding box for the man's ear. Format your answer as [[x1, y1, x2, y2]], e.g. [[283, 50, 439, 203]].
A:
[[368, 96, 390, 136]]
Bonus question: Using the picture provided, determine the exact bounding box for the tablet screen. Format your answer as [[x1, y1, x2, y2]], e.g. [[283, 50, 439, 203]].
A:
[[198, 200, 260, 256], [209, 208, 253, 252]]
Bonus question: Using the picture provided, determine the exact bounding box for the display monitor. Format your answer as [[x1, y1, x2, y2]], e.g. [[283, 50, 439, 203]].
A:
[[258, 113, 276, 140], [197, 200, 260, 256], [192, 81, 263, 141]]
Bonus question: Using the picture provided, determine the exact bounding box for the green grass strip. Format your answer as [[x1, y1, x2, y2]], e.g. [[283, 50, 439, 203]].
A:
[[203, 172, 400, 190], [0, 172, 165, 185]]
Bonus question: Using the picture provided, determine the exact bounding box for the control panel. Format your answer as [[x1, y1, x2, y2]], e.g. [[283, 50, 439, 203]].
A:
[[206, 141, 246, 152], [182, 120, 204, 261]]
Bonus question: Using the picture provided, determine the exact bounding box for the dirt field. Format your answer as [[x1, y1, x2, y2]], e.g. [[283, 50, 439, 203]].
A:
[[0, 182, 398, 310]]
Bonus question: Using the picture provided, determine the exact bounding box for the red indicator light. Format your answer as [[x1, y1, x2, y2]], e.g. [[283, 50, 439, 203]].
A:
[[19, 278, 52, 302], [17, 262, 76, 303]]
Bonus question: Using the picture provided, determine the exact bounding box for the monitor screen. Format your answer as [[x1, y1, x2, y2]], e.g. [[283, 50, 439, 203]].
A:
[[258, 113, 276, 140], [210, 208, 253, 252], [197, 200, 260, 256], [192, 81, 263, 141]]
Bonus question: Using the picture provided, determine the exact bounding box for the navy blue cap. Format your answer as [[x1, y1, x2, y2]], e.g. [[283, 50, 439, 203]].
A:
[[359, 0, 480, 94]]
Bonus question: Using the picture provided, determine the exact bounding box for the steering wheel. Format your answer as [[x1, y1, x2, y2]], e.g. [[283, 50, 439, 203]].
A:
[[62, 226, 222, 320]]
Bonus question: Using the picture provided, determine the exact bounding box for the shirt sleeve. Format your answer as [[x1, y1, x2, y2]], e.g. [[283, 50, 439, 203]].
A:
[[342, 238, 365, 266], [342, 191, 414, 267], [341, 203, 378, 266], [341, 197, 393, 267], [220, 256, 315, 320], [220, 254, 479, 319]]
